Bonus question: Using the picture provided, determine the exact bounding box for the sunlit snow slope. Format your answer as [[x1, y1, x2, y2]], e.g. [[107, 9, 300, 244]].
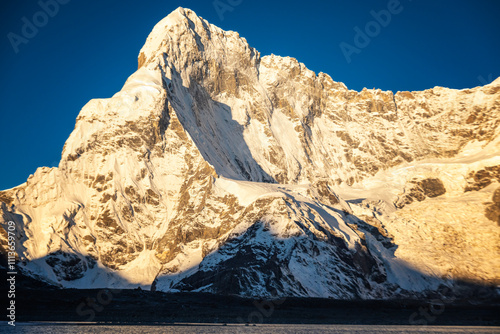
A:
[[1, 7, 499, 299]]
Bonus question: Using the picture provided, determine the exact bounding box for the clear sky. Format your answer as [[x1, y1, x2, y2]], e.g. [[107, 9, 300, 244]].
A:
[[1, 0, 499, 190]]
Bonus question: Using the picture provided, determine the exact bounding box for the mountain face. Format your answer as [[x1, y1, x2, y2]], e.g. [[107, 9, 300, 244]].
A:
[[1, 7, 499, 299]]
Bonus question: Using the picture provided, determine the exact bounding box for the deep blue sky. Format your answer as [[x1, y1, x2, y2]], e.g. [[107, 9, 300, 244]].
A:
[[1, 0, 499, 190]]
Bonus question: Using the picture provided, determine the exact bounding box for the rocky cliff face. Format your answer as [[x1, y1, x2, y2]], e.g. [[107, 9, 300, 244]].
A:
[[1, 7, 499, 298]]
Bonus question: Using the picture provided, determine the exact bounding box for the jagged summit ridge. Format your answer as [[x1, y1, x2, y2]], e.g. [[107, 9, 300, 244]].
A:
[[1, 7, 499, 299], [133, 7, 500, 185]]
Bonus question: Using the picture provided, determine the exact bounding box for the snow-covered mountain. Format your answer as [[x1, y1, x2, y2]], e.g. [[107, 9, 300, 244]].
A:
[[1, 7, 499, 299]]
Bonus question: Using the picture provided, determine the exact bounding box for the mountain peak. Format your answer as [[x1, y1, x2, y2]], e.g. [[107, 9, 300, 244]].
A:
[[1, 7, 499, 300], [138, 7, 209, 69], [138, 7, 252, 71], [163, 6, 202, 26]]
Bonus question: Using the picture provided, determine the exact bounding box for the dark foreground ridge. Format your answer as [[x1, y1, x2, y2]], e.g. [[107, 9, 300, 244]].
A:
[[2, 271, 499, 326]]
